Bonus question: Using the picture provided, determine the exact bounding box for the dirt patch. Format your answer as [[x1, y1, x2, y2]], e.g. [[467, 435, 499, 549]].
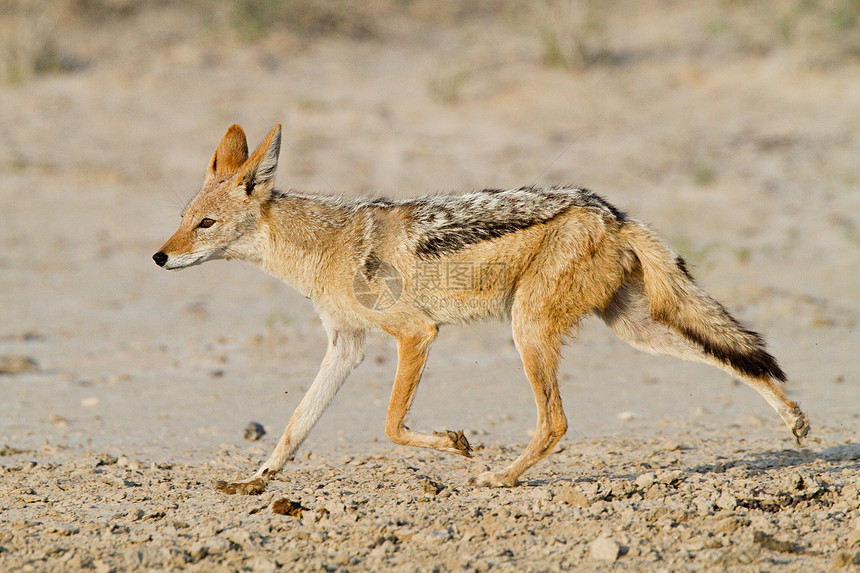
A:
[[1, 431, 859, 570], [1, 1, 858, 571]]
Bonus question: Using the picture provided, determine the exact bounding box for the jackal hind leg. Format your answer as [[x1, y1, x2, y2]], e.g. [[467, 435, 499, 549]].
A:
[[470, 315, 568, 487], [384, 326, 472, 457]]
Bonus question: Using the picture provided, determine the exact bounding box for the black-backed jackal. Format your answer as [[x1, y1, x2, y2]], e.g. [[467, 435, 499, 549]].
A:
[[153, 124, 809, 494]]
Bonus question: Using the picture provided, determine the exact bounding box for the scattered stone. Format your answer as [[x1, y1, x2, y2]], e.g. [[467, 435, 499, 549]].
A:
[[833, 552, 860, 568], [246, 555, 278, 573], [91, 453, 118, 467], [716, 490, 738, 511], [142, 509, 167, 521], [695, 495, 715, 515], [555, 483, 589, 506], [47, 413, 69, 427], [80, 396, 100, 408], [617, 411, 636, 421], [643, 484, 665, 500], [206, 536, 232, 555], [215, 477, 267, 495], [188, 545, 209, 563], [606, 480, 632, 500], [18, 490, 47, 503], [801, 476, 823, 496], [272, 498, 304, 517], [657, 470, 685, 486], [420, 477, 445, 495], [591, 536, 620, 561], [784, 472, 804, 491], [716, 516, 749, 534], [300, 509, 326, 525], [220, 527, 256, 552], [578, 481, 602, 500], [46, 524, 79, 536], [635, 472, 656, 489], [244, 422, 266, 441], [0, 444, 27, 456], [0, 355, 38, 375], [0, 331, 44, 342], [753, 531, 797, 553]]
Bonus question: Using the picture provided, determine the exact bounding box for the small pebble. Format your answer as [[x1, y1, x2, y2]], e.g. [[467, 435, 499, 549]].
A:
[[0, 355, 38, 375], [244, 422, 266, 441], [591, 536, 620, 561]]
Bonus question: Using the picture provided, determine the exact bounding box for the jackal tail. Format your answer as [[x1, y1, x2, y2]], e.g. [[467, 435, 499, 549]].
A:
[[622, 222, 787, 383]]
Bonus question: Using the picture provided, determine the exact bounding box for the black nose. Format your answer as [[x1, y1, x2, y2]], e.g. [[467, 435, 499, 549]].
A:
[[153, 252, 168, 267]]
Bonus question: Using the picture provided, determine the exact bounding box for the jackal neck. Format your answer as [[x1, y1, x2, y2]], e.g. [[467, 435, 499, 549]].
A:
[[257, 192, 363, 299]]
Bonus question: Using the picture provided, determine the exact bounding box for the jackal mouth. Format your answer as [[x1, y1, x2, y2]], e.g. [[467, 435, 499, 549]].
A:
[[154, 248, 221, 270]]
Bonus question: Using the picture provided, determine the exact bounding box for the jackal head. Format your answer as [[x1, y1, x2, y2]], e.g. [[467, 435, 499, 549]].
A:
[[153, 123, 281, 270]]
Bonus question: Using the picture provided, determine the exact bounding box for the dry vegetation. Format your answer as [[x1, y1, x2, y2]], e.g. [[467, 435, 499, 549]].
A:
[[3, 0, 860, 83]]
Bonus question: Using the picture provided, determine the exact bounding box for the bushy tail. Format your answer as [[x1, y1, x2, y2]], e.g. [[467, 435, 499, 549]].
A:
[[621, 222, 786, 382]]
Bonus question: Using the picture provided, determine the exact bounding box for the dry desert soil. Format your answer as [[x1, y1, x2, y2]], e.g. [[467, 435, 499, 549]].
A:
[[1, 1, 859, 571]]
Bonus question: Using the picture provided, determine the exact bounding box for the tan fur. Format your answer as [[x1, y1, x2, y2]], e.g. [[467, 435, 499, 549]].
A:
[[154, 124, 809, 493]]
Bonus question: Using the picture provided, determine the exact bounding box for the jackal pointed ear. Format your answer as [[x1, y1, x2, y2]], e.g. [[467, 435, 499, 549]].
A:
[[207, 124, 249, 180], [237, 123, 282, 195]]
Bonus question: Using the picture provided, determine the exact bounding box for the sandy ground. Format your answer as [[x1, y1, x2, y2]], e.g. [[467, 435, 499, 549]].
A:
[[1, 2, 859, 571]]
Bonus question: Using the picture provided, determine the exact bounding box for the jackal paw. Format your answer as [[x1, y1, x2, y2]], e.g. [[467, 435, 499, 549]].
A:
[[468, 471, 518, 488], [434, 430, 472, 457], [791, 409, 810, 446], [215, 476, 268, 495]]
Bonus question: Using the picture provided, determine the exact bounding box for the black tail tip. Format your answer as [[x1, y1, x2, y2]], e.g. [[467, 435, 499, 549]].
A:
[[676, 324, 787, 382], [743, 348, 787, 382]]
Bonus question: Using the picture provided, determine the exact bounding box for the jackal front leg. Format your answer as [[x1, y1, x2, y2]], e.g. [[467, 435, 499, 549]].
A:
[[383, 326, 472, 457], [216, 321, 366, 494]]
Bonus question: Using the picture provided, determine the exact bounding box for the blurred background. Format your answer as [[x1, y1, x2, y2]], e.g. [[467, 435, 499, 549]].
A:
[[0, 0, 858, 456]]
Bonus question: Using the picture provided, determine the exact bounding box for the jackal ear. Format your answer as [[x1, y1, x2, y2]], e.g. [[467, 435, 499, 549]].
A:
[[237, 123, 281, 195], [207, 124, 249, 180]]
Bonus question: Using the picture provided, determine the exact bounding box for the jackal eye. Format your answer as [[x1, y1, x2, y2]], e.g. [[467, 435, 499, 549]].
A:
[[198, 218, 215, 228]]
